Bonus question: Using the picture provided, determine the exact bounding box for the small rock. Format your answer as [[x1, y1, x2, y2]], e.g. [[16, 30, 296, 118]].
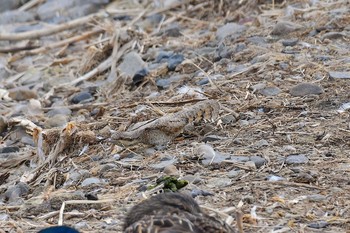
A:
[[267, 175, 285, 181], [132, 68, 149, 86], [118, 51, 146, 77], [46, 107, 72, 117], [271, 21, 302, 35], [308, 220, 328, 229], [71, 92, 93, 104], [163, 165, 179, 176], [4, 182, 29, 203], [259, 87, 281, 96], [290, 83, 324, 96], [182, 175, 202, 184], [230, 156, 250, 163], [281, 38, 298, 46], [252, 139, 269, 149], [0, 146, 19, 153], [167, 54, 184, 71], [156, 75, 183, 89], [8, 87, 38, 101], [0, 213, 9, 221], [0, 10, 35, 24], [329, 71, 350, 79], [250, 83, 266, 91], [216, 23, 246, 40], [150, 157, 178, 170], [285, 154, 309, 165], [81, 177, 105, 187], [162, 25, 182, 37], [191, 189, 213, 198], [227, 169, 241, 178], [0, 0, 21, 12], [207, 177, 231, 188], [221, 115, 237, 124], [249, 156, 266, 168], [307, 194, 326, 202], [202, 135, 226, 142]]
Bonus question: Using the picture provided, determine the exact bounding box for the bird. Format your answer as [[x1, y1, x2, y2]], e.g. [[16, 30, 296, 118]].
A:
[[123, 192, 237, 233], [38, 226, 80, 233]]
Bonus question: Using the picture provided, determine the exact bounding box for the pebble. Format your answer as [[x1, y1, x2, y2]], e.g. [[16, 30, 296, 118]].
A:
[[0, 146, 19, 153], [132, 68, 149, 86], [118, 51, 146, 77], [149, 157, 178, 170], [4, 182, 29, 203], [216, 23, 246, 40], [44, 114, 69, 128], [8, 87, 38, 101], [191, 189, 213, 198], [163, 165, 179, 176], [285, 154, 309, 165], [259, 86, 281, 96], [0, 10, 35, 24], [0, 213, 9, 221], [230, 156, 250, 163], [252, 139, 269, 149], [156, 75, 184, 89], [271, 21, 302, 35], [306, 194, 326, 202], [182, 175, 202, 184], [71, 91, 93, 104], [227, 169, 241, 178], [167, 54, 184, 71], [202, 135, 226, 142], [161, 25, 182, 37], [221, 114, 237, 124], [206, 177, 232, 188], [307, 220, 328, 229], [81, 177, 105, 187], [0, 0, 21, 12], [267, 175, 285, 181], [281, 38, 298, 46], [46, 107, 72, 117], [289, 83, 324, 96], [329, 71, 350, 79], [249, 156, 266, 168]]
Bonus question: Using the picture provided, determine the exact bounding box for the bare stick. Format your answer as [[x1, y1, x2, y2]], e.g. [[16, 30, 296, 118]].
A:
[[18, 0, 45, 11]]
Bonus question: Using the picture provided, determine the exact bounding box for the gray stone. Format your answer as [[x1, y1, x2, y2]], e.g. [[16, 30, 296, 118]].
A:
[[216, 23, 246, 40], [281, 38, 298, 46], [46, 107, 72, 117], [329, 71, 350, 79], [290, 83, 324, 96], [267, 175, 285, 181], [0, 10, 35, 24], [259, 87, 281, 96], [285, 154, 309, 165], [207, 177, 232, 188], [227, 169, 241, 178], [81, 177, 105, 187], [201, 152, 228, 165], [150, 158, 177, 170], [118, 52, 146, 77], [0, 0, 22, 13], [249, 156, 266, 168], [4, 182, 29, 203]]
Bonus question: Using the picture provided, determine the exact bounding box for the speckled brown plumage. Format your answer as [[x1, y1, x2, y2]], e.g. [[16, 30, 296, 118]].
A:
[[123, 192, 237, 233]]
